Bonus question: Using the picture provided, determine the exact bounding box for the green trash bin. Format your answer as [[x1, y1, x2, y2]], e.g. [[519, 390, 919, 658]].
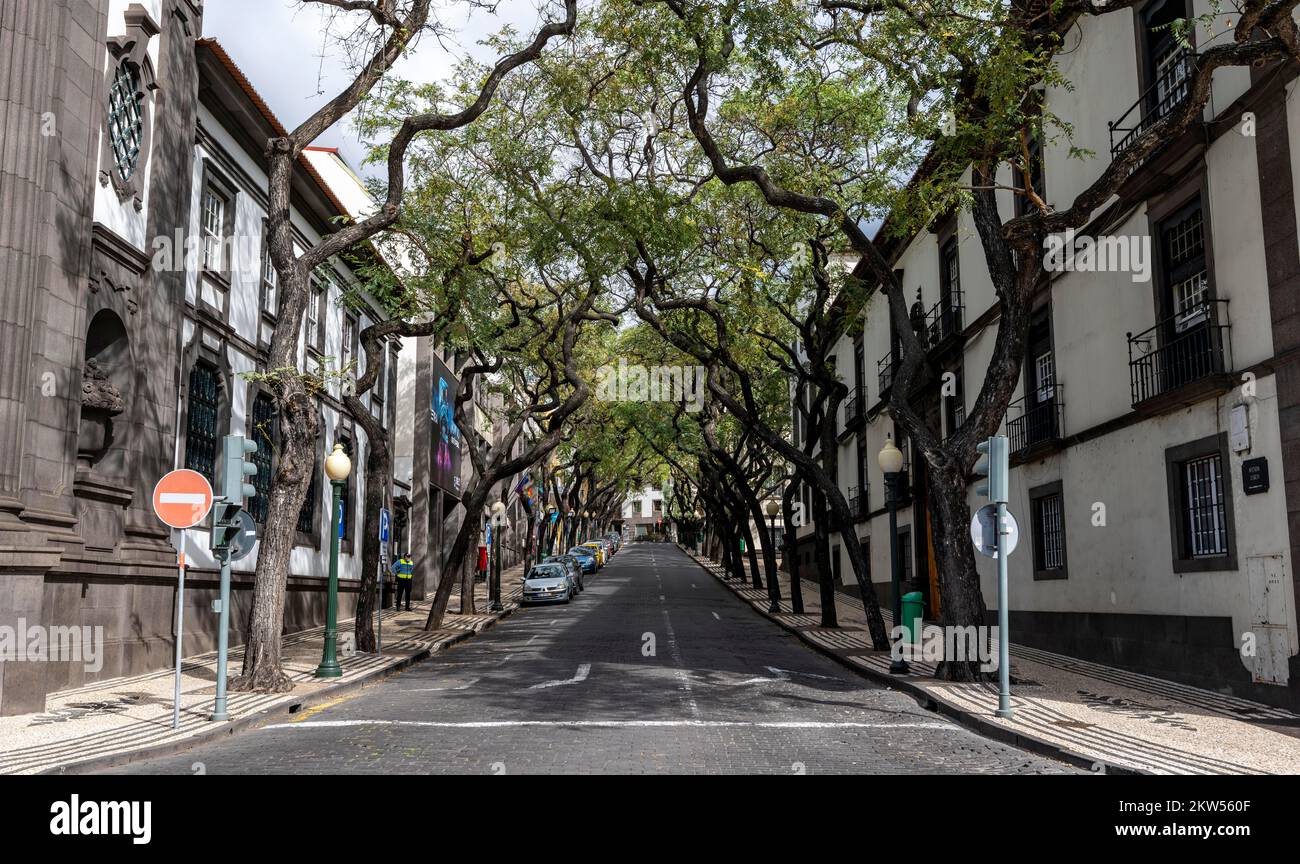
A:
[[900, 591, 924, 645]]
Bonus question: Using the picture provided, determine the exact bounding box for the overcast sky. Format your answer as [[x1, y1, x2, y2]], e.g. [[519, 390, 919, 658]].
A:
[[202, 0, 554, 176]]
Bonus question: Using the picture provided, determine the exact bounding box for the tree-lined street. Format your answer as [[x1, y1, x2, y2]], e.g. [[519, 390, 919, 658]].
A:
[[110, 544, 1072, 775]]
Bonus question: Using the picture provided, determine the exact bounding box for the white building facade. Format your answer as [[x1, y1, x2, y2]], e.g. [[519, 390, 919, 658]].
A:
[[794, 1, 1300, 708]]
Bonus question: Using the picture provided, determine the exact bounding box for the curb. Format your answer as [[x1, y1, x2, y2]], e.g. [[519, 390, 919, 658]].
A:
[[681, 548, 1144, 776], [39, 605, 518, 775]]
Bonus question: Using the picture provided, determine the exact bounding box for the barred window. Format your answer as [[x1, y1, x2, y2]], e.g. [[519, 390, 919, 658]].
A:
[[250, 393, 277, 524], [1183, 453, 1228, 558], [107, 61, 144, 181], [1034, 494, 1065, 570], [184, 363, 220, 485], [297, 464, 319, 536]]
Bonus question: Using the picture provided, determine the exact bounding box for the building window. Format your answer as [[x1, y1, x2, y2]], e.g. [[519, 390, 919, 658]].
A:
[[1029, 480, 1067, 580], [1183, 454, 1228, 557], [338, 435, 354, 546], [260, 232, 278, 317], [107, 61, 144, 181], [1165, 433, 1237, 573], [184, 363, 220, 485], [298, 461, 319, 536], [200, 185, 227, 272], [897, 526, 913, 584], [250, 393, 277, 524], [341, 315, 358, 392], [306, 271, 327, 354]]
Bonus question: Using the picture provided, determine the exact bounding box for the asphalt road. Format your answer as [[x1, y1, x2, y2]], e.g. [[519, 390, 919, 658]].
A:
[[110, 543, 1075, 774]]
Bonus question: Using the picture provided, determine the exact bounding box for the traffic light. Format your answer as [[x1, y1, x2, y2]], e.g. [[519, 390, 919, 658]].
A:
[[974, 435, 1009, 503], [212, 434, 258, 550]]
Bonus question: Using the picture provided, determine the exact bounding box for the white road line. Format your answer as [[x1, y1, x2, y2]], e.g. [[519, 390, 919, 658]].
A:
[[661, 609, 700, 717], [265, 719, 952, 730], [528, 663, 591, 690], [712, 612, 720, 621], [766, 666, 839, 681], [406, 678, 480, 692]]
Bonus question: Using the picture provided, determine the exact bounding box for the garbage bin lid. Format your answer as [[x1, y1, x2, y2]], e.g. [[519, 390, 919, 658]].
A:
[[901, 591, 923, 601]]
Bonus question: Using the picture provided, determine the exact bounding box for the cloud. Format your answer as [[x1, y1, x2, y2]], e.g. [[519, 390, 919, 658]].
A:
[[202, 0, 555, 177]]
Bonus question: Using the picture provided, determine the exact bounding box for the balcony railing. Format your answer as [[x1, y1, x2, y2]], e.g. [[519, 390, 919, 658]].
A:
[[846, 485, 869, 519], [843, 388, 864, 428], [925, 290, 964, 347], [1109, 48, 1195, 160], [878, 352, 896, 394], [1128, 300, 1231, 407], [1007, 385, 1063, 455]]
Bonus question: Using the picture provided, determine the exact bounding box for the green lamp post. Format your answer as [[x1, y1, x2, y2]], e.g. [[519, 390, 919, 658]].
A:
[[315, 442, 351, 679], [878, 434, 908, 675], [490, 500, 506, 612]]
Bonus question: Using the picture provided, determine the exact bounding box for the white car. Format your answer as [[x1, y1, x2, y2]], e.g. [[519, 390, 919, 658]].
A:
[[521, 563, 575, 605]]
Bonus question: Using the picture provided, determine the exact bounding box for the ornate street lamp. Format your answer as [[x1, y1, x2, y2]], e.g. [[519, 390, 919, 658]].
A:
[[878, 435, 908, 674], [315, 443, 352, 679], [490, 500, 506, 612]]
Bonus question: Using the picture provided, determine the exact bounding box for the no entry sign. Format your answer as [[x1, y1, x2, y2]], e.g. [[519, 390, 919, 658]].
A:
[[152, 469, 214, 529]]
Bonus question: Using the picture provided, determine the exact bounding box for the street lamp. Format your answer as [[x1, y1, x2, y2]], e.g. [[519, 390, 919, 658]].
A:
[[546, 503, 557, 557], [583, 509, 591, 544], [763, 499, 783, 613], [315, 443, 352, 679], [693, 509, 702, 553], [490, 500, 506, 612], [878, 435, 908, 674]]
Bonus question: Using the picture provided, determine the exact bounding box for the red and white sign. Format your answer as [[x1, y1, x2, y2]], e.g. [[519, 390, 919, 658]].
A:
[[152, 469, 214, 529]]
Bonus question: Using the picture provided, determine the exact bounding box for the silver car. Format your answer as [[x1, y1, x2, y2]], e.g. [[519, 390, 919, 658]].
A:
[[521, 563, 575, 605]]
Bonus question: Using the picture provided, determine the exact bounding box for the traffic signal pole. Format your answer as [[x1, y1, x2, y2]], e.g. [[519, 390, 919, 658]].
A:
[[212, 546, 232, 721], [211, 434, 258, 721], [975, 435, 1012, 719]]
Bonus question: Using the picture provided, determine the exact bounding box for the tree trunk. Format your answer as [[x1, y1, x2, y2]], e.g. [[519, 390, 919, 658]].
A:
[[352, 433, 389, 652], [460, 525, 478, 614], [782, 479, 803, 614], [424, 481, 490, 631], [808, 482, 838, 628]]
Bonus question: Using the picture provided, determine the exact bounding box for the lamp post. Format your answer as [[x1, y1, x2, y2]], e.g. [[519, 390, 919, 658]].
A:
[[878, 435, 908, 675], [582, 509, 590, 544], [315, 443, 351, 679], [546, 504, 557, 556], [763, 499, 782, 613], [490, 500, 505, 612], [693, 508, 702, 553]]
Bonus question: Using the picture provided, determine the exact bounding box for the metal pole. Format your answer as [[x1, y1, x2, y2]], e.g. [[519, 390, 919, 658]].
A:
[[996, 500, 1012, 718], [376, 554, 384, 653], [172, 529, 186, 730], [491, 523, 503, 612], [887, 472, 908, 675], [315, 480, 343, 678], [212, 547, 232, 721]]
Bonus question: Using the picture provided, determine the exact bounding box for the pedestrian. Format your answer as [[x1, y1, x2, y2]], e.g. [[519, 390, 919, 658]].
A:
[[392, 553, 414, 611]]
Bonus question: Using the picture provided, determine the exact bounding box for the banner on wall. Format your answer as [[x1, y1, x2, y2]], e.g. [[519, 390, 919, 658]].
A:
[[429, 353, 463, 498]]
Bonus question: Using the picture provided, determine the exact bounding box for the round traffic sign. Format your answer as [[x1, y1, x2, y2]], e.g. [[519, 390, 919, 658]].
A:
[[152, 469, 214, 529], [228, 510, 259, 561], [970, 504, 1019, 559]]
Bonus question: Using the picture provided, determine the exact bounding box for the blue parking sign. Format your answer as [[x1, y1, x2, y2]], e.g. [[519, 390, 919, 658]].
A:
[[379, 507, 391, 544]]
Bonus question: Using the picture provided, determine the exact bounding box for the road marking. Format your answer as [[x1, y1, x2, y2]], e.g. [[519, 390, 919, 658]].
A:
[[661, 610, 700, 717], [265, 719, 953, 730], [767, 666, 839, 681], [406, 678, 479, 692], [712, 612, 721, 621], [290, 693, 359, 723], [529, 663, 591, 690]]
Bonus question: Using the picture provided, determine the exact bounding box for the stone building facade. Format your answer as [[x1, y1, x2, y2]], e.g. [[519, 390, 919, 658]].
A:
[[0, 1, 400, 715]]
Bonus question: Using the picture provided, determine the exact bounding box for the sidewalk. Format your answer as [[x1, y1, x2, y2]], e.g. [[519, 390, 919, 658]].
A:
[[685, 547, 1300, 775], [0, 563, 527, 775]]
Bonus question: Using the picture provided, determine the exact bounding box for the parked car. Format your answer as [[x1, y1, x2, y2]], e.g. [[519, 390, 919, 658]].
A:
[[580, 542, 605, 566], [521, 563, 575, 604], [568, 546, 599, 573], [544, 555, 584, 591]]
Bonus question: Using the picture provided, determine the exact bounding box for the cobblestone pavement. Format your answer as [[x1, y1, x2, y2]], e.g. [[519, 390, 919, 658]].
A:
[[109, 544, 1078, 774]]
